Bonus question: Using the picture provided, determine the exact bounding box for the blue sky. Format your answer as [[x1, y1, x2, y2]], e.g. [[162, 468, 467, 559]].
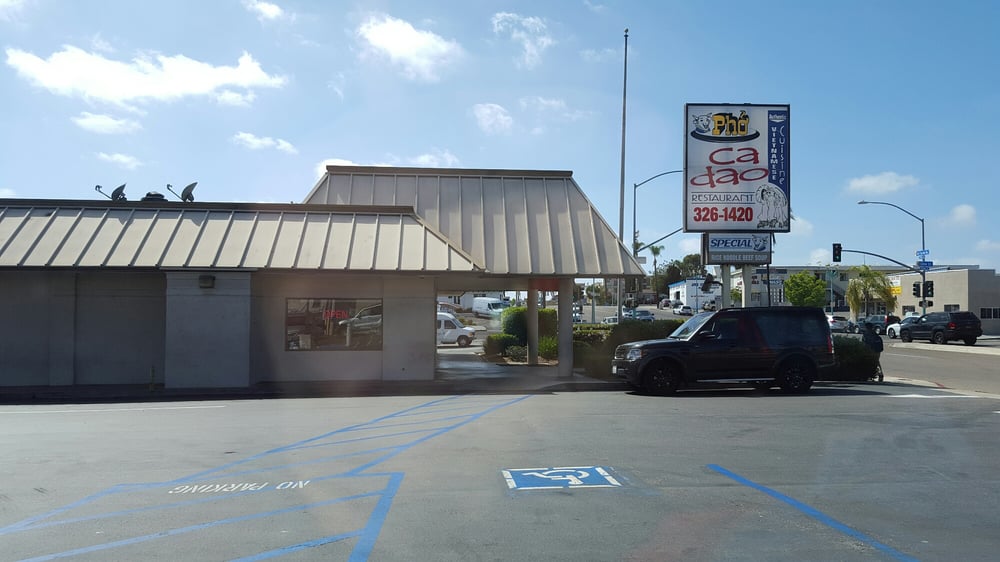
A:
[[2, 0, 998, 272]]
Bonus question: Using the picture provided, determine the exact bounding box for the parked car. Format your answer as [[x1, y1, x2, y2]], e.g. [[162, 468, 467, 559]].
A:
[[826, 314, 850, 333], [601, 316, 619, 325], [673, 305, 693, 316], [437, 312, 476, 347], [612, 306, 835, 394], [631, 310, 656, 322], [899, 311, 982, 345], [856, 314, 900, 335], [885, 316, 919, 339], [702, 302, 717, 311]]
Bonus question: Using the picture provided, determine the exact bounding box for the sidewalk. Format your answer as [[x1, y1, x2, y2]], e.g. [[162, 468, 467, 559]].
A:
[[0, 349, 628, 405]]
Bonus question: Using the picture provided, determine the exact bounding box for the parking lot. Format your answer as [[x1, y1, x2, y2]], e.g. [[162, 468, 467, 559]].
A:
[[3, 373, 998, 561]]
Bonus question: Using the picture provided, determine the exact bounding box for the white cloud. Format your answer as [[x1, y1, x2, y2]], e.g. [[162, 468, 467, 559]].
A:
[[846, 171, 918, 194], [678, 237, 701, 255], [72, 112, 142, 134], [809, 248, 830, 265], [5, 46, 286, 111], [472, 103, 512, 134], [491, 12, 555, 69], [216, 89, 256, 107], [789, 215, 814, 237], [976, 240, 1000, 252], [97, 152, 142, 170], [327, 72, 346, 100], [580, 47, 617, 63], [0, 187, 16, 197], [941, 204, 976, 226], [242, 0, 290, 22], [408, 149, 459, 168], [232, 131, 298, 154], [357, 14, 463, 82], [583, 0, 607, 13], [90, 33, 114, 53], [519, 96, 591, 121], [0, 0, 26, 21]]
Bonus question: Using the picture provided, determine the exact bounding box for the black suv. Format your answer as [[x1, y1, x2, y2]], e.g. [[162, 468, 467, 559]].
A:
[[855, 314, 901, 335], [899, 311, 982, 345], [612, 307, 835, 394]]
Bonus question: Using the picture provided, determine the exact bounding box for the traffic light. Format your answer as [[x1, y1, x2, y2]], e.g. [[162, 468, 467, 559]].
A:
[[923, 280, 934, 298], [832, 243, 842, 262], [912, 282, 921, 297]]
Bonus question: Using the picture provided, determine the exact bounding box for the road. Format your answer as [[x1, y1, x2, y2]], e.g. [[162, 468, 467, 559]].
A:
[[3, 373, 998, 561]]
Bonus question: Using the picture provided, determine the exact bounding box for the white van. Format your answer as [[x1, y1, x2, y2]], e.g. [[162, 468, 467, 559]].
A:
[[472, 296, 509, 319], [437, 312, 476, 347]]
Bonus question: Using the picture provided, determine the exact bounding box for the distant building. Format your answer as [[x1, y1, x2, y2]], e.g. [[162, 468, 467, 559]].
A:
[[731, 265, 999, 335], [667, 277, 723, 310]]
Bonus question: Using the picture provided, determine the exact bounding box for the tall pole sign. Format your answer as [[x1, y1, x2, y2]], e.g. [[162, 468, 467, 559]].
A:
[[684, 104, 791, 233]]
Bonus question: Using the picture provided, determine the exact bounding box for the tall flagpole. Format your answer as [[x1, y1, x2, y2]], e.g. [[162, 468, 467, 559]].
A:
[[617, 28, 629, 321]]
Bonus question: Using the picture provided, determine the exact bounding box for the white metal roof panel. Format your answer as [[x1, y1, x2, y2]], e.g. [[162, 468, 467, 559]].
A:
[[0, 201, 479, 273], [303, 166, 644, 277]]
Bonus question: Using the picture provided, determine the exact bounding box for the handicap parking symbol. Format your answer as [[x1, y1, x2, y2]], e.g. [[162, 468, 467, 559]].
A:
[[501, 466, 622, 490]]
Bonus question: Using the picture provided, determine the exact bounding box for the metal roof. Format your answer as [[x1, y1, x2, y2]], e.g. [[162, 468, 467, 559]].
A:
[[304, 166, 645, 277], [0, 201, 480, 272]]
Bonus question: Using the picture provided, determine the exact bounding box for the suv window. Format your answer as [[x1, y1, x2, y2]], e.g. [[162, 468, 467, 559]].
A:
[[756, 310, 828, 346]]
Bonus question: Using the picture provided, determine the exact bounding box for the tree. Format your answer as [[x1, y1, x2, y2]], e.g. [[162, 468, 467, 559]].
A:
[[731, 287, 742, 304], [783, 271, 828, 307], [649, 244, 664, 301], [845, 265, 897, 319], [668, 253, 705, 279]]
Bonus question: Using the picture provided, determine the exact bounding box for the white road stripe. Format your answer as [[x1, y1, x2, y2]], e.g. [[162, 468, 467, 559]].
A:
[[0, 405, 227, 414]]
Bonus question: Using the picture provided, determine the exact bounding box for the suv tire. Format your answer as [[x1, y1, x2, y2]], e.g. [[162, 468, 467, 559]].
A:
[[963, 337, 977, 346], [778, 357, 814, 393], [886, 327, 896, 339], [457, 335, 471, 347], [931, 331, 946, 344], [642, 359, 682, 396], [900, 330, 912, 342]]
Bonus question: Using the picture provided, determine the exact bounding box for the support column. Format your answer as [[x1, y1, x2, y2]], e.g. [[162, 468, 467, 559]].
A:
[[526, 288, 539, 365], [721, 266, 731, 309], [742, 266, 754, 307], [557, 278, 574, 378]]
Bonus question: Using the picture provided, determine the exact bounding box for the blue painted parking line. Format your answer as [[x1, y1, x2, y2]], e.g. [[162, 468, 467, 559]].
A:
[[707, 464, 919, 562], [502, 466, 622, 490], [2, 395, 531, 562]]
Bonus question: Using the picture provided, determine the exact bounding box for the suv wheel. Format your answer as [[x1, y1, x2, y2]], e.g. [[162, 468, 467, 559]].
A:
[[778, 358, 814, 393], [931, 331, 946, 344], [642, 359, 682, 396], [963, 337, 977, 346], [457, 335, 471, 347], [900, 330, 912, 342], [886, 327, 896, 339]]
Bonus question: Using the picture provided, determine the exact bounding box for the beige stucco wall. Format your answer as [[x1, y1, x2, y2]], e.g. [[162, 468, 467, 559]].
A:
[[0, 271, 165, 387], [249, 272, 436, 383], [164, 271, 251, 388]]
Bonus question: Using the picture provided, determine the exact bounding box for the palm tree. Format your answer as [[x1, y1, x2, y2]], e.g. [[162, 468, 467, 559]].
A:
[[649, 244, 664, 304], [845, 265, 897, 319]]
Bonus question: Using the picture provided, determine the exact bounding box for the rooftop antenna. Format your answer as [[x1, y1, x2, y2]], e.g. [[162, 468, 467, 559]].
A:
[[166, 181, 197, 202], [95, 183, 127, 201]]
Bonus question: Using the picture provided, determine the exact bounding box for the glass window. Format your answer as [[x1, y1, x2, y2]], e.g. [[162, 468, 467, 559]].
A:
[[285, 298, 382, 351], [943, 304, 960, 312]]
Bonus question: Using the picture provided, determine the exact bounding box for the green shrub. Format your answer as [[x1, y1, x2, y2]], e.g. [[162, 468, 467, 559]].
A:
[[507, 345, 528, 362], [831, 335, 878, 381], [538, 335, 558, 359], [500, 306, 558, 344], [484, 333, 519, 357], [601, 319, 682, 353]]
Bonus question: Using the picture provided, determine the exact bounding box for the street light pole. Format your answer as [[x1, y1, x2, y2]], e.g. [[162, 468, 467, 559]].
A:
[[633, 169, 683, 258], [857, 200, 927, 314]]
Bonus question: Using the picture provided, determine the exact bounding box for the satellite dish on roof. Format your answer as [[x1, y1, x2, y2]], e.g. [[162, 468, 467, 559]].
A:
[[95, 183, 127, 201], [166, 181, 198, 202]]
